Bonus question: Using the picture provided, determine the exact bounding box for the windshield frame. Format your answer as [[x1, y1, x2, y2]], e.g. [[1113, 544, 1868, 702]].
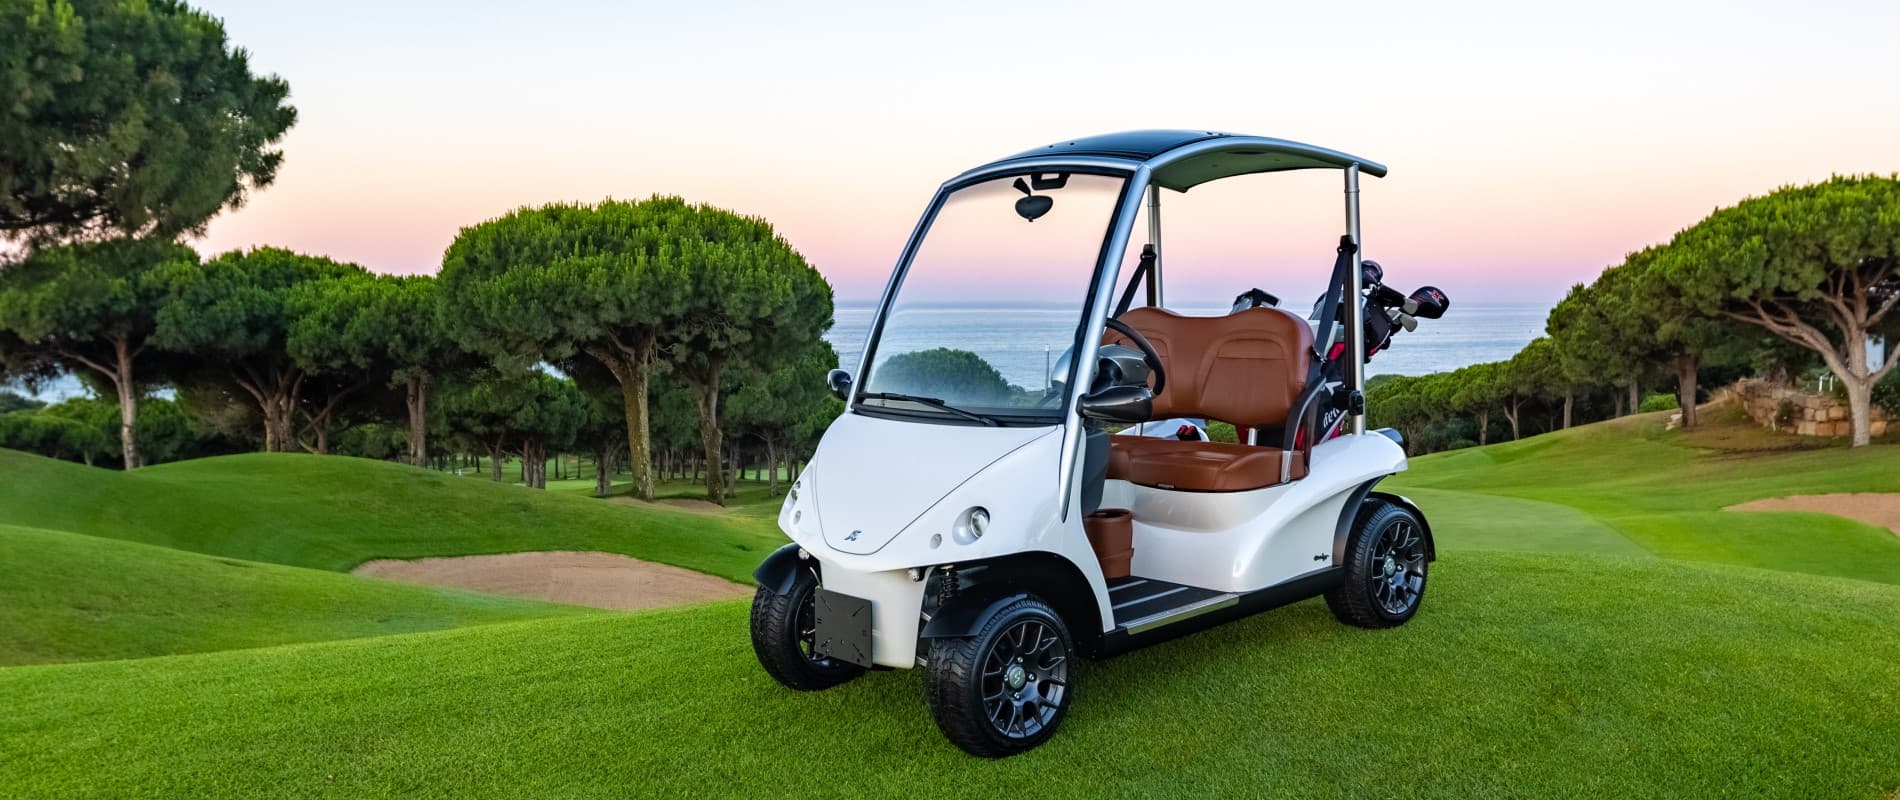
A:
[[850, 164, 1139, 427]]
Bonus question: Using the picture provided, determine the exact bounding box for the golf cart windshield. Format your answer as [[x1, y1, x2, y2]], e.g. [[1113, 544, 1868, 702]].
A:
[[858, 171, 1127, 423]]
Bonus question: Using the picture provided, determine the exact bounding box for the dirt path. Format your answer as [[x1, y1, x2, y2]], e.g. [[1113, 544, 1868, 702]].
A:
[[1726, 494, 1900, 537], [353, 551, 750, 611]]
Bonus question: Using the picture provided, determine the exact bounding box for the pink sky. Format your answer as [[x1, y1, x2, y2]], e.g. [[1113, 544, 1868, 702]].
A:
[[190, 0, 1900, 305]]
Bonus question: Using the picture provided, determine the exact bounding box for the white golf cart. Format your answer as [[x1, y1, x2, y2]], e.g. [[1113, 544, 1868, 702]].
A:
[[750, 130, 1443, 757]]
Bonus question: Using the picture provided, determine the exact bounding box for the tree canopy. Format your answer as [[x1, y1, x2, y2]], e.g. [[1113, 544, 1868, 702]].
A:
[[149, 247, 366, 452], [0, 0, 296, 244], [869, 348, 1017, 403], [1655, 174, 1900, 445], [442, 195, 832, 505], [0, 237, 196, 466]]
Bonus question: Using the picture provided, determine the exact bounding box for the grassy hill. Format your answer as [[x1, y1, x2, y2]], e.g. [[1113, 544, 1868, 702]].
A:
[[3, 408, 1899, 797], [0, 524, 590, 666], [1388, 408, 1900, 584], [0, 448, 781, 582], [2, 551, 1896, 799]]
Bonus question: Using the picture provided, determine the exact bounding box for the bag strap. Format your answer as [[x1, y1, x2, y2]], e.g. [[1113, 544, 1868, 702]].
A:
[[1113, 244, 1157, 317]]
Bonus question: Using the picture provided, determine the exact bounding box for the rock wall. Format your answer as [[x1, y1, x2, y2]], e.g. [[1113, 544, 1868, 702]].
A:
[[1725, 378, 1890, 438]]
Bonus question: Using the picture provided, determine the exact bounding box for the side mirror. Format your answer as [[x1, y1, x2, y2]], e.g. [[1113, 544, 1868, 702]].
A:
[[1077, 384, 1153, 425], [826, 369, 853, 401], [1407, 286, 1449, 320]]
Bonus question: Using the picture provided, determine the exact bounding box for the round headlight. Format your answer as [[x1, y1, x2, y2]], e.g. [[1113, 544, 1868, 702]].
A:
[[953, 507, 989, 545]]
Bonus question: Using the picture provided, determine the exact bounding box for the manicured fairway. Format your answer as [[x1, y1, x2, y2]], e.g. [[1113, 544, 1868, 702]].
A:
[[3, 408, 1899, 798], [3, 551, 1896, 799], [0, 524, 589, 665], [1388, 410, 1900, 584], [0, 449, 781, 582]]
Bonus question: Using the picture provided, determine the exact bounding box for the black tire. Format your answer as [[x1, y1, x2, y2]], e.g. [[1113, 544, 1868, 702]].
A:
[[925, 595, 1074, 758], [749, 565, 865, 691], [1325, 499, 1429, 629]]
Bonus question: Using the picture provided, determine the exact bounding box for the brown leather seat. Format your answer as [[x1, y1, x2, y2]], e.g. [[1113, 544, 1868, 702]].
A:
[[1103, 307, 1314, 492]]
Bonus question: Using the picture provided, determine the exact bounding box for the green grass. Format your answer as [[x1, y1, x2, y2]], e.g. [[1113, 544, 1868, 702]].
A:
[[3, 551, 1897, 799], [0, 524, 590, 666], [0, 448, 782, 582], [1389, 410, 1900, 584], [4, 409, 1900, 796]]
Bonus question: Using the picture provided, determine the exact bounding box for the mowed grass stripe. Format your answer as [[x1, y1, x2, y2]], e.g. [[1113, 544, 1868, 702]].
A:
[[0, 448, 783, 582], [2, 552, 1896, 799], [0, 524, 593, 665], [1389, 411, 1900, 584]]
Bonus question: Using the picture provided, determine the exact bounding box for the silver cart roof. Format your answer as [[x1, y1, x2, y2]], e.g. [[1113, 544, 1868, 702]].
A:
[[958, 129, 1387, 190]]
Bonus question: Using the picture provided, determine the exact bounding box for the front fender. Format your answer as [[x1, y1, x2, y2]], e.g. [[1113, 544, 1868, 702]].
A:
[[919, 589, 1030, 639], [753, 543, 804, 595]]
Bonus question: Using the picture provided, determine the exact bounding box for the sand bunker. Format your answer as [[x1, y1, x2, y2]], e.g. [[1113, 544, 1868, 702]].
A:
[[1726, 493, 1900, 537], [353, 551, 750, 610]]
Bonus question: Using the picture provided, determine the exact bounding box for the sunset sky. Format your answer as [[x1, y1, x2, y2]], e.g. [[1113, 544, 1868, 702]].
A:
[[191, 0, 1900, 305]]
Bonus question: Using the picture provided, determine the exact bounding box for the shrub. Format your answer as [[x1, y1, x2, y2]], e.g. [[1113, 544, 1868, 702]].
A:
[[1874, 371, 1900, 415], [1639, 392, 1679, 412]]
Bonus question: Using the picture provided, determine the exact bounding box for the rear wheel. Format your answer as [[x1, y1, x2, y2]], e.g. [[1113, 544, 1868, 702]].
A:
[[1325, 500, 1428, 628], [925, 595, 1074, 757], [749, 565, 865, 691]]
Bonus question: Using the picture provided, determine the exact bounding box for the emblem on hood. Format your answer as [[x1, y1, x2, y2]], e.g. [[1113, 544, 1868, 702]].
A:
[[845, 530, 862, 541]]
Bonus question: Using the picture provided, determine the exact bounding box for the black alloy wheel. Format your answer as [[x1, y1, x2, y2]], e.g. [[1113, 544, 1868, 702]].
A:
[[926, 596, 1074, 757], [1325, 499, 1429, 628]]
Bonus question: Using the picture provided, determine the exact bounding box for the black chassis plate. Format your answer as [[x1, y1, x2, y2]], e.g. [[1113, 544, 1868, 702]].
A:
[[812, 587, 873, 668]]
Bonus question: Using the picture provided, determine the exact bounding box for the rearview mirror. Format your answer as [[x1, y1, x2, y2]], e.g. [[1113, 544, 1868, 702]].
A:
[[1077, 384, 1153, 425], [826, 368, 853, 401]]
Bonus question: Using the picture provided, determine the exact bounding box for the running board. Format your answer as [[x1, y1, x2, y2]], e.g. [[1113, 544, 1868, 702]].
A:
[[1095, 567, 1345, 658], [1119, 592, 1240, 634]]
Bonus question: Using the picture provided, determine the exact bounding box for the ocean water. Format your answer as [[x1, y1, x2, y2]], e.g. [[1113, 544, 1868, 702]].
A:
[[826, 301, 1550, 390]]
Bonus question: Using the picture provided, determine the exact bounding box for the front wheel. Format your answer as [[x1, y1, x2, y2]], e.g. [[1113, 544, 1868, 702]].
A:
[[1325, 499, 1429, 628], [749, 565, 865, 691], [925, 595, 1074, 757]]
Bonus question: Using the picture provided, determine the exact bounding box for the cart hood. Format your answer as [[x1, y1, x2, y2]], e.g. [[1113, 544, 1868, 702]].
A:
[[806, 412, 1058, 555]]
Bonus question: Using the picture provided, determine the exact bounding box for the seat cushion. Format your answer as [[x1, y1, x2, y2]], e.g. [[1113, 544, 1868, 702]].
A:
[[1107, 437, 1307, 492], [1105, 307, 1314, 428]]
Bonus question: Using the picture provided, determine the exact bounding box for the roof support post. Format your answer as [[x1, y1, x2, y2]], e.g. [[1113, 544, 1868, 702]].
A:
[[1344, 164, 1366, 436], [1146, 184, 1164, 307]]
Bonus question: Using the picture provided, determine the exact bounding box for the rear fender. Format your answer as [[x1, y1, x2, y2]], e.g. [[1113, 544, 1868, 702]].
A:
[[1332, 480, 1436, 563]]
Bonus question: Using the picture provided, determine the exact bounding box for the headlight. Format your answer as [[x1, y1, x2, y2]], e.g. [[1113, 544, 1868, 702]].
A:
[[952, 507, 989, 545]]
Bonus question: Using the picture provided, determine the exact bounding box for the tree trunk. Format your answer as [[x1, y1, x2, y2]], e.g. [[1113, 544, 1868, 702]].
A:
[[406, 375, 430, 467], [523, 441, 547, 489], [1503, 398, 1522, 441], [1477, 409, 1489, 446], [692, 372, 727, 505], [1676, 353, 1699, 429], [1562, 391, 1574, 429], [1844, 379, 1874, 447], [766, 437, 779, 494], [1626, 379, 1640, 418], [490, 444, 505, 481], [595, 439, 616, 497], [589, 341, 656, 502], [111, 337, 140, 469]]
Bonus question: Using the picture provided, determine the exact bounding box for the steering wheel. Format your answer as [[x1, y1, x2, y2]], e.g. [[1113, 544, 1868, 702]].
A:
[[1103, 318, 1167, 396]]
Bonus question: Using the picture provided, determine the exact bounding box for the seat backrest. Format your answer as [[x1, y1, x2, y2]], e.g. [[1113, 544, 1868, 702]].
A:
[[1104, 307, 1314, 428]]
